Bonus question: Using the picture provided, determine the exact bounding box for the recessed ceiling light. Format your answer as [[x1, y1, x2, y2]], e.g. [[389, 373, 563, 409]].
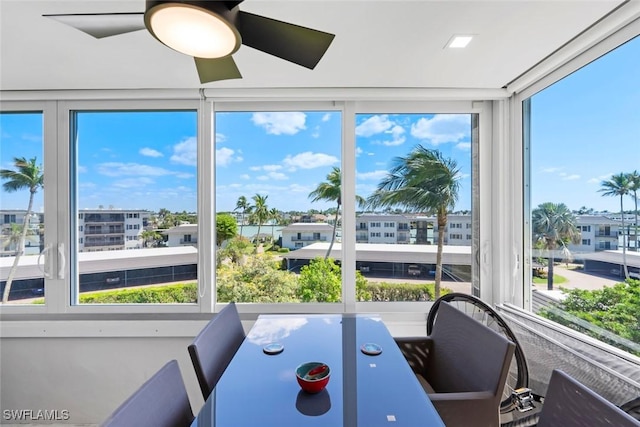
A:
[[446, 35, 474, 49]]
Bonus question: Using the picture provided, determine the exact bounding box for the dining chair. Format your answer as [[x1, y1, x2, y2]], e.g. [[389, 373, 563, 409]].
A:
[[188, 302, 246, 399], [395, 301, 515, 427], [536, 369, 640, 427], [101, 359, 194, 427]]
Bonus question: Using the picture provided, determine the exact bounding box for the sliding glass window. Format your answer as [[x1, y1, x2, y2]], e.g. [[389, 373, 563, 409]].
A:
[[526, 35, 640, 355], [214, 110, 342, 304], [0, 112, 45, 305], [354, 113, 474, 303], [70, 110, 198, 305]]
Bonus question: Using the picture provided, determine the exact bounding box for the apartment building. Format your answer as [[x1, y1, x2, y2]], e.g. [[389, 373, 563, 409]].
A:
[[0, 209, 44, 256], [78, 209, 151, 252], [280, 223, 333, 250], [356, 214, 411, 244]]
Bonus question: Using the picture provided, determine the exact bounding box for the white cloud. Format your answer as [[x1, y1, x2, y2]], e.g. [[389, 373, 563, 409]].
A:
[[240, 174, 250, 180], [249, 166, 261, 171], [563, 174, 581, 181], [112, 177, 155, 188], [263, 164, 283, 172], [139, 147, 163, 158], [170, 137, 197, 167], [541, 167, 562, 173], [322, 113, 331, 122], [588, 173, 613, 184], [312, 126, 320, 138], [356, 115, 394, 137], [456, 142, 471, 151], [175, 172, 194, 179], [357, 170, 388, 181], [356, 147, 363, 156], [410, 114, 471, 144], [96, 162, 174, 177], [216, 147, 239, 166], [77, 165, 88, 173], [282, 152, 339, 170], [251, 112, 307, 135], [215, 133, 226, 143]]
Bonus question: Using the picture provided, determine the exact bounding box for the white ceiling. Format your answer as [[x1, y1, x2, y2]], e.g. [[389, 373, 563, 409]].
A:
[[0, 0, 628, 91]]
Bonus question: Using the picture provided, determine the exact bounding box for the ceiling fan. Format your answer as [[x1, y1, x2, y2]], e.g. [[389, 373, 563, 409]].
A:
[[44, 1, 335, 83]]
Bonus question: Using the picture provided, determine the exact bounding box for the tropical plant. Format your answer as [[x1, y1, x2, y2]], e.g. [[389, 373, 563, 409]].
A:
[[367, 146, 460, 299], [217, 255, 299, 303], [1, 223, 29, 252], [297, 257, 342, 302], [600, 173, 631, 279], [627, 170, 640, 253], [531, 202, 580, 290], [269, 207, 281, 242], [249, 194, 269, 246], [308, 167, 365, 259], [216, 213, 238, 246], [1, 157, 44, 303], [140, 229, 163, 248], [217, 236, 254, 266], [234, 196, 251, 237]]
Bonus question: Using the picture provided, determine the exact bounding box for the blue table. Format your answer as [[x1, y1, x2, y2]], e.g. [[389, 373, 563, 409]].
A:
[[191, 314, 444, 427]]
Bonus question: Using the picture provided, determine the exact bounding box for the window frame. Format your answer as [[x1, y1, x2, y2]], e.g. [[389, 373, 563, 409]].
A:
[[2, 98, 491, 315], [514, 18, 640, 311]]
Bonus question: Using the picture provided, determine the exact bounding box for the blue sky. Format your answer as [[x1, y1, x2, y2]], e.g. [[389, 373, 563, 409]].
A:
[[1, 36, 636, 215], [530, 35, 639, 213]]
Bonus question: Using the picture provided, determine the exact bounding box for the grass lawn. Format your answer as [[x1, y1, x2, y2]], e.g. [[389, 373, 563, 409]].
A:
[[533, 274, 567, 285]]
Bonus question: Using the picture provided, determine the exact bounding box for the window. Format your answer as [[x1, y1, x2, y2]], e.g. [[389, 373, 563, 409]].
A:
[[356, 113, 475, 302], [71, 110, 198, 305], [1, 112, 45, 305], [527, 35, 639, 354], [214, 110, 342, 304]]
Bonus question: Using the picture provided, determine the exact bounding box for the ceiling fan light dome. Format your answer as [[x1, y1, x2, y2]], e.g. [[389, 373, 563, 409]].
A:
[[145, 2, 240, 58]]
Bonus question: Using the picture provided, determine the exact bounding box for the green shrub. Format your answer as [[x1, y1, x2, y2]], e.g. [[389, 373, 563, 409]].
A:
[[278, 247, 290, 253], [364, 282, 445, 302], [79, 283, 197, 304], [217, 255, 299, 303], [297, 258, 341, 302]]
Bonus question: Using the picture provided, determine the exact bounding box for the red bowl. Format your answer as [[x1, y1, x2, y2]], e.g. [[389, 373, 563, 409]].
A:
[[296, 362, 331, 394]]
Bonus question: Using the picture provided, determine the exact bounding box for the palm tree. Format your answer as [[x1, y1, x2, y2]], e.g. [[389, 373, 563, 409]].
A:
[[1, 223, 28, 252], [367, 146, 460, 299], [140, 229, 163, 248], [1, 157, 44, 303], [234, 196, 251, 238], [600, 173, 631, 279], [269, 208, 281, 243], [309, 167, 365, 259], [250, 194, 269, 246], [531, 202, 580, 290], [627, 170, 640, 252]]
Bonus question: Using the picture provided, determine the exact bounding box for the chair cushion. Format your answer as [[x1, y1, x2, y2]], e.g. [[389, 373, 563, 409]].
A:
[[416, 373, 436, 394]]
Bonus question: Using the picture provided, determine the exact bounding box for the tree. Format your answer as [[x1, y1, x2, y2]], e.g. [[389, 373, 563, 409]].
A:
[[532, 202, 580, 290], [250, 194, 269, 246], [140, 229, 163, 248], [269, 208, 281, 242], [627, 170, 640, 252], [234, 196, 251, 238], [297, 257, 342, 302], [216, 213, 238, 247], [600, 173, 631, 279], [309, 167, 365, 259], [367, 146, 460, 299], [1, 157, 44, 303]]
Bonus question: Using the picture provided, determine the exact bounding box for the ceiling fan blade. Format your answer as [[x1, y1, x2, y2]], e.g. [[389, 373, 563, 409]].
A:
[[44, 13, 145, 39], [238, 11, 335, 69], [195, 56, 242, 83]]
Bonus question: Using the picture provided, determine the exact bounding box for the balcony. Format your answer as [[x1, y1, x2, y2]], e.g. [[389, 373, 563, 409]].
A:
[[290, 236, 328, 242]]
